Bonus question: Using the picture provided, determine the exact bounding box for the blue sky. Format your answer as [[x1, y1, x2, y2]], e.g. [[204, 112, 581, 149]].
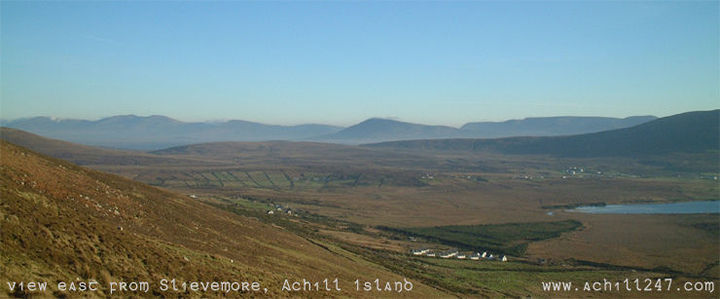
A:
[[1, 1, 718, 126]]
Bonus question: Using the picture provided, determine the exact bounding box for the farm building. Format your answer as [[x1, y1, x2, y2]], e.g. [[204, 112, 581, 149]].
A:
[[440, 250, 459, 259], [411, 248, 431, 256]]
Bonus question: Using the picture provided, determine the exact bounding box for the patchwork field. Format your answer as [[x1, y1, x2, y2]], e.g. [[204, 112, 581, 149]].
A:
[[65, 140, 720, 282]]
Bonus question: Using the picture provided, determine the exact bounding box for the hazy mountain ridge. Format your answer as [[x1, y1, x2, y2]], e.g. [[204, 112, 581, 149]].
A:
[[4, 114, 658, 149], [4, 115, 343, 150], [313, 116, 657, 144]]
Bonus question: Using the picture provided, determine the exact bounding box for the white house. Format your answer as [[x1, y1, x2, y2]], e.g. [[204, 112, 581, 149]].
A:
[[411, 248, 430, 256], [267, 210, 274, 215], [481, 251, 487, 258], [440, 250, 459, 259], [457, 254, 466, 259], [501, 255, 508, 262]]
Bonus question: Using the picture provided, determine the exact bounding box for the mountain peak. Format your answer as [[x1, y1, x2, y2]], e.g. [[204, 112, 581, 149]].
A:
[[324, 118, 459, 143], [98, 114, 180, 123]]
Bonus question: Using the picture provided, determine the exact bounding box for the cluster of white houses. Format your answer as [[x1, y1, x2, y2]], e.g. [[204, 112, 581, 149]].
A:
[[411, 248, 507, 262], [267, 204, 294, 215]]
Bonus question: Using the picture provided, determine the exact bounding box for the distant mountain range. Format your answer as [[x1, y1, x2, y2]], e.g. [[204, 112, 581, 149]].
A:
[[366, 110, 720, 158], [321, 115, 657, 143], [2, 114, 657, 150], [1, 110, 716, 173], [2, 115, 342, 150]]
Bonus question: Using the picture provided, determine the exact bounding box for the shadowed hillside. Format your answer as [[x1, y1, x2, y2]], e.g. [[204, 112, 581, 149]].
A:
[[0, 140, 441, 297], [317, 116, 656, 144], [460, 115, 656, 138], [366, 110, 719, 158]]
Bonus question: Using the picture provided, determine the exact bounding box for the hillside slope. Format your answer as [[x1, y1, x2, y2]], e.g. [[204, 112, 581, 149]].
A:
[[318, 116, 656, 144], [366, 110, 719, 158], [0, 141, 441, 297], [0, 127, 211, 166], [460, 115, 656, 138]]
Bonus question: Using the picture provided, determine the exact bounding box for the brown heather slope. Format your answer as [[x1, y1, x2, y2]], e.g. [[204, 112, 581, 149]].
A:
[[150, 140, 442, 170], [0, 141, 442, 297], [0, 127, 222, 166]]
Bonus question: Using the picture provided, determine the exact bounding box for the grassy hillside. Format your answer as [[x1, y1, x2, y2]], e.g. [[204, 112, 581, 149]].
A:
[[2, 127, 717, 297], [0, 140, 442, 297]]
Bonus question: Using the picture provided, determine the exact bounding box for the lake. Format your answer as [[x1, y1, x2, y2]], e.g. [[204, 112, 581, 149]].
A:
[[568, 200, 720, 214]]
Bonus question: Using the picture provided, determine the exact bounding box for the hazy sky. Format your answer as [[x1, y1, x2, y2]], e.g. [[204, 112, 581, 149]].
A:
[[1, 1, 718, 126]]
